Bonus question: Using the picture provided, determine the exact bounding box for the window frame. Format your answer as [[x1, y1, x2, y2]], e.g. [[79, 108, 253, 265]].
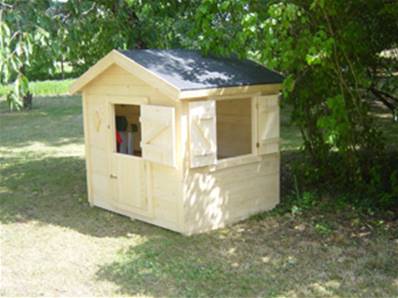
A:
[[107, 97, 148, 161], [213, 94, 258, 166]]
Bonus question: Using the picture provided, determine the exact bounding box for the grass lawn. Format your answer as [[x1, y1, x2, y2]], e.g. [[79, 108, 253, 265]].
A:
[[1, 95, 397, 297], [0, 79, 73, 98]]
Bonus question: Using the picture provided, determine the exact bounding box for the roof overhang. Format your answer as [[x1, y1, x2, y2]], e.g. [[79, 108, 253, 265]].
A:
[[178, 83, 282, 100]]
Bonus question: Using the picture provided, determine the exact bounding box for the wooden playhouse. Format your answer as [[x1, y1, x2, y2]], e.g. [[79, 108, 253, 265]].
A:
[[70, 49, 283, 235]]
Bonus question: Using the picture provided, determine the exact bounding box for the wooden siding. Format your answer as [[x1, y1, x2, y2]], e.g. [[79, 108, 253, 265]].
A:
[[183, 153, 279, 234], [84, 64, 183, 233], [81, 63, 280, 235], [181, 94, 280, 235]]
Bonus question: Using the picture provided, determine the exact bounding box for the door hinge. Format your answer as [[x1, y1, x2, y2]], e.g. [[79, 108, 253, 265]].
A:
[[256, 142, 260, 148], [110, 174, 118, 179]]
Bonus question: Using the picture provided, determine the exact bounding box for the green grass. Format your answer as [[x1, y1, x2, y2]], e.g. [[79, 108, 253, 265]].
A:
[[0, 94, 397, 297], [0, 79, 74, 97]]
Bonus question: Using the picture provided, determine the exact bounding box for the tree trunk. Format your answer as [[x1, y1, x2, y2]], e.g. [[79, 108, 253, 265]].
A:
[[23, 92, 32, 110], [61, 57, 65, 79]]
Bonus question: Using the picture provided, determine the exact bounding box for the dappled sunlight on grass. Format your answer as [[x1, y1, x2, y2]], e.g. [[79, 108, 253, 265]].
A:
[[0, 141, 84, 158], [95, 215, 398, 297], [1, 95, 397, 296]]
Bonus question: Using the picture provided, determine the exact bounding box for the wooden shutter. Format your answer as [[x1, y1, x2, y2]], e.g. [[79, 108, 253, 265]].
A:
[[140, 104, 176, 167], [256, 95, 280, 155], [189, 100, 217, 168]]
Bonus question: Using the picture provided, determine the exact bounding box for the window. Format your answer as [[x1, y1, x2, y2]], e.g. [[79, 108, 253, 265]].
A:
[[216, 98, 252, 160], [114, 104, 142, 157]]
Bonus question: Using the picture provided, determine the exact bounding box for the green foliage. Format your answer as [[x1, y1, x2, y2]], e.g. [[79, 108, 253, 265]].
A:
[[56, 0, 196, 74], [314, 222, 333, 236], [191, 0, 269, 59], [0, 1, 53, 110], [0, 0, 397, 206], [316, 95, 351, 149], [191, 0, 398, 207], [0, 0, 195, 109], [193, 0, 398, 205], [290, 193, 316, 216]]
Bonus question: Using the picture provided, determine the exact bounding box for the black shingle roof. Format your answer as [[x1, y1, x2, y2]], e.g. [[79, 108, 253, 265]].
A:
[[118, 49, 283, 91]]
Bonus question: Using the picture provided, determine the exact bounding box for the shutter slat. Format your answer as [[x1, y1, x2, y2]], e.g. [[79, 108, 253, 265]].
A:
[[256, 95, 280, 155], [189, 100, 217, 168]]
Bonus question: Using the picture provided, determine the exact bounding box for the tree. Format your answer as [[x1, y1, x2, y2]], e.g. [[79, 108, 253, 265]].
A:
[[192, 0, 398, 202], [2, 0, 397, 202], [0, 0, 196, 109], [52, 0, 197, 74], [0, 0, 55, 110], [261, 0, 398, 195]]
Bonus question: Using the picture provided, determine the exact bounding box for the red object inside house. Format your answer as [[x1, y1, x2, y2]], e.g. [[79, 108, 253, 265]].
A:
[[116, 131, 122, 144], [116, 130, 123, 152]]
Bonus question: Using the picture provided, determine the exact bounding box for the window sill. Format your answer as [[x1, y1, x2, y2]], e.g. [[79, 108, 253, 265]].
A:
[[113, 152, 143, 161], [209, 154, 263, 172]]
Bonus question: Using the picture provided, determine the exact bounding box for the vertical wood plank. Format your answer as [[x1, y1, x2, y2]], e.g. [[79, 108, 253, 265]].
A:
[[82, 91, 94, 205], [189, 100, 217, 168]]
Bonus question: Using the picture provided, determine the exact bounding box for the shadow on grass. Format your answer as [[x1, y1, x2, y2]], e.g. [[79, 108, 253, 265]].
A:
[[95, 216, 398, 297], [0, 141, 303, 238], [1, 155, 397, 296], [1, 148, 397, 296], [2, 95, 397, 296], [0, 96, 84, 149], [0, 155, 163, 238]]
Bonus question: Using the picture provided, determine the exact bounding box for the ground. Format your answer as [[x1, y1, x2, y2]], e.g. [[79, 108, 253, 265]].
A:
[[1, 93, 397, 297]]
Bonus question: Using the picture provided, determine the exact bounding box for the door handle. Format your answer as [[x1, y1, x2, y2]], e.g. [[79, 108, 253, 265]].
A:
[[110, 174, 118, 179]]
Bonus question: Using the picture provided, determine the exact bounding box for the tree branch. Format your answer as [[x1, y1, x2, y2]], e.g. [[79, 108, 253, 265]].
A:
[[372, 88, 398, 103], [369, 87, 397, 113]]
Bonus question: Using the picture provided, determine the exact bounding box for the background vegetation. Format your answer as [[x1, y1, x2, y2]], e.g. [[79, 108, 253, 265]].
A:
[[1, 1, 397, 296], [1, 0, 397, 208]]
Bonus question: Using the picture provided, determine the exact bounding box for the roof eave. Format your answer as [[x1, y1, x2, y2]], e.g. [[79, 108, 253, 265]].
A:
[[177, 83, 282, 100], [69, 50, 116, 95]]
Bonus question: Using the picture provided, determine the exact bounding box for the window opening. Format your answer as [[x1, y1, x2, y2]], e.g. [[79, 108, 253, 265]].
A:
[[114, 104, 142, 157], [216, 98, 252, 159]]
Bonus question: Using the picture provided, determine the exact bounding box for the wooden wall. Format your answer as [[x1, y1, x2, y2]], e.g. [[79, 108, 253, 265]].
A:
[[180, 93, 280, 235], [83, 64, 183, 232], [82, 64, 280, 235], [182, 153, 279, 234]]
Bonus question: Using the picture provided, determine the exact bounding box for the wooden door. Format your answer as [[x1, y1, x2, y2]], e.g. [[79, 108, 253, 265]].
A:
[[107, 101, 151, 216], [110, 154, 149, 214]]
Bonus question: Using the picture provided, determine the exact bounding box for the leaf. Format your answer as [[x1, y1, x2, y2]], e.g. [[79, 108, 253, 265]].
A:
[[282, 74, 295, 97], [220, 1, 229, 11], [1, 22, 11, 37], [20, 74, 29, 94]]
